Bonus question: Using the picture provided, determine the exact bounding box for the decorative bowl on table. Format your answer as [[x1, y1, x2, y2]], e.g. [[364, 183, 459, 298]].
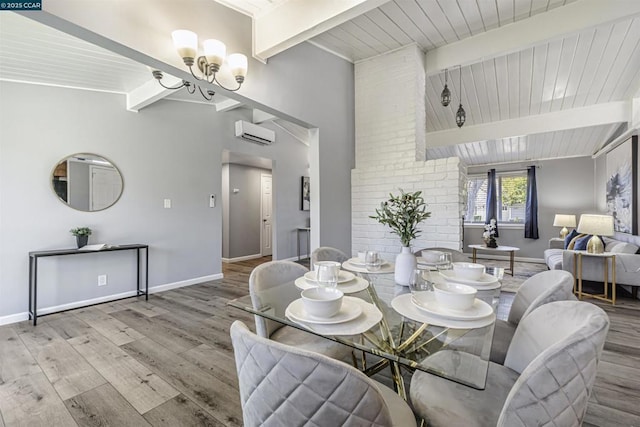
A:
[[452, 262, 485, 280], [433, 282, 477, 311], [421, 250, 444, 263], [301, 288, 344, 318]]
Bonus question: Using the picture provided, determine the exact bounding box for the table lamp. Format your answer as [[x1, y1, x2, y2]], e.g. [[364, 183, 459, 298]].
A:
[[576, 214, 614, 254], [553, 214, 576, 238]]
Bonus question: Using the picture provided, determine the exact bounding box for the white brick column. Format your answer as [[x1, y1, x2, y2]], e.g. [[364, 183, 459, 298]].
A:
[[352, 45, 466, 260]]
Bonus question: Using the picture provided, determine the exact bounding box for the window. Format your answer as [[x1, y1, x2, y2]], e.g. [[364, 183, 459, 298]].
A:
[[465, 172, 527, 224]]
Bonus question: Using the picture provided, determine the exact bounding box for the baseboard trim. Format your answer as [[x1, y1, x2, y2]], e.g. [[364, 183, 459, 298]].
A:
[[0, 273, 224, 326], [222, 254, 263, 263]]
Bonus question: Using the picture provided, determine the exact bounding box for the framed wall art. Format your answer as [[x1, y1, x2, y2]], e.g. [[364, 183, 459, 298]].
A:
[[605, 135, 638, 234], [301, 176, 310, 211]]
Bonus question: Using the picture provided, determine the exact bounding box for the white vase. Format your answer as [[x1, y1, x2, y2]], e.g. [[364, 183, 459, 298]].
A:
[[394, 246, 416, 286]]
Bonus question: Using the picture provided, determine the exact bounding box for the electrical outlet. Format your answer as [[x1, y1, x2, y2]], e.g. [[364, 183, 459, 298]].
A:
[[209, 194, 216, 208], [98, 275, 107, 286]]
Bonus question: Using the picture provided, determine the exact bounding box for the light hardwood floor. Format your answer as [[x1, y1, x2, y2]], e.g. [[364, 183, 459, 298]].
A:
[[0, 257, 638, 426]]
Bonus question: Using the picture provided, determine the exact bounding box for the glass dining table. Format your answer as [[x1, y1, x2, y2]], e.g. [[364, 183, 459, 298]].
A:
[[227, 260, 504, 399]]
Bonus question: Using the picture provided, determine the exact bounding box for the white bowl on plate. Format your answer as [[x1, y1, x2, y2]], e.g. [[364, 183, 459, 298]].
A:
[[452, 262, 485, 280], [433, 282, 477, 311], [301, 288, 343, 318], [421, 250, 444, 263]]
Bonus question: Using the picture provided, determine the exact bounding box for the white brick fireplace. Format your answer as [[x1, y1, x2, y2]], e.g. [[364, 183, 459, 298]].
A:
[[352, 44, 466, 261]]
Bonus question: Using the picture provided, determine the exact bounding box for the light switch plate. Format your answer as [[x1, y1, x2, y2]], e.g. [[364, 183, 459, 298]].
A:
[[164, 199, 171, 208], [209, 194, 216, 208]]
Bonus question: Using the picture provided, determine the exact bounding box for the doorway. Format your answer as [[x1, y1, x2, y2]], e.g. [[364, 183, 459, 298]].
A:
[[221, 150, 274, 263]]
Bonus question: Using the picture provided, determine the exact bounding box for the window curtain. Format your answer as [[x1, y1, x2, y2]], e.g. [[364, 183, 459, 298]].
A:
[[525, 166, 539, 239], [486, 168, 499, 237]]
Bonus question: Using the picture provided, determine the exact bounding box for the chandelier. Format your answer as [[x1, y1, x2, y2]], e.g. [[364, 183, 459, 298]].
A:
[[150, 30, 248, 101], [455, 66, 465, 128], [440, 69, 451, 107]]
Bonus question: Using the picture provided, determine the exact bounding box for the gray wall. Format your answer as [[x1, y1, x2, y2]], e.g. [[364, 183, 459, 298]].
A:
[[223, 164, 271, 259], [464, 156, 597, 259], [0, 81, 309, 320]]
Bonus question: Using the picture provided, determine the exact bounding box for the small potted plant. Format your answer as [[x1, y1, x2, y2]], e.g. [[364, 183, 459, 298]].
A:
[[70, 227, 92, 248], [483, 219, 498, 248], [370, 190, 431, 285]]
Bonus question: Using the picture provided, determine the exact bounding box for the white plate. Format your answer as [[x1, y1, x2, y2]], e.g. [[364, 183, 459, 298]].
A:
[[286, 297, 362, 325], [287, 297, 383, 336], [304, 270, 355, 284], [295, 276, 369, 294], [391, 294, 496, 329], [439, 270, 501, 289], [342, 260, 395, 274], [416, 257, 448, 266], [346, 257, 367, 267], [411, 292, 494, 321]]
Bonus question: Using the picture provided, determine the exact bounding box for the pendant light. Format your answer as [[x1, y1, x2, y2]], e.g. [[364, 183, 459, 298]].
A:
[[456, 65, 466, 128], [441, 69, 451, 107]]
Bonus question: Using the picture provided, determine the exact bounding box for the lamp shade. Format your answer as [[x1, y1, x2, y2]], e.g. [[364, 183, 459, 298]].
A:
[[227, 53, 248, 78], [172, 30, 197, 59], [577, 214, 614, 236], [203, 39, 226, 66], [553, 214, 576, 228]]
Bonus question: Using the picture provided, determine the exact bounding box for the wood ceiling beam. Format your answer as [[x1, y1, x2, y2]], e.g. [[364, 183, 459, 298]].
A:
[[426, 101, 630, 148], [126, 76, 181, 112], [425, 0, 640, 76], [253, 0, 387, 61]]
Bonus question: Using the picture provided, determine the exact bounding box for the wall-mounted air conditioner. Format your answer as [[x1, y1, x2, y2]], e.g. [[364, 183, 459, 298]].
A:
[[235, 120, 275, 145]]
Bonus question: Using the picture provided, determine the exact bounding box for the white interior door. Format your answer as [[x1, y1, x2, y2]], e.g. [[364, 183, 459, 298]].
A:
[[90, 165, 122, 210], [261, 174, 273, 256]]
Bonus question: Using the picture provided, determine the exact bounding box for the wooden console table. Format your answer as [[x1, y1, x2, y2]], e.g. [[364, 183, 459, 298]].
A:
[[572, 251, 616, 305], [28, 244, 149, 325]]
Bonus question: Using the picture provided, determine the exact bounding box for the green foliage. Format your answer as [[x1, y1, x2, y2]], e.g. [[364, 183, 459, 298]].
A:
[[502, 176, 527, 206], [369, 190, 431, 247], [70, 227, 92, 236]]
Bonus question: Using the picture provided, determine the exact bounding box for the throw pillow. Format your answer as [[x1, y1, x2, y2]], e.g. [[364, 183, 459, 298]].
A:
[[567, 233, 586, 250], [609, 242, 640, 254], [564, 229, 579, 249], [574, 234, 593, 251]]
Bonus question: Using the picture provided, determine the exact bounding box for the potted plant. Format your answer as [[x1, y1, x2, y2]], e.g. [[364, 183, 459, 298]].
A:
[[483, 219, 498, 248], [370, 190, 431, 285], [70, 227, 92, 248]]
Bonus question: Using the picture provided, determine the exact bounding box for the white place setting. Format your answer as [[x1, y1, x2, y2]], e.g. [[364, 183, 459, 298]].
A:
[[437, 262, 501, 290], [285, 288, 383, 335], [294, 274, 370, 294], [342, 251, 395, 274], [391, 282, 496, 329]]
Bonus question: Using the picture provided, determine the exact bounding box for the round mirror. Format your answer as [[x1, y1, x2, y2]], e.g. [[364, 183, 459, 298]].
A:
[[51, 153, 123, 212]]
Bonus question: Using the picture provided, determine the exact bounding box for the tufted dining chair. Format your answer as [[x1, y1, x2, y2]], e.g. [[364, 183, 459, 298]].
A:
[[230, 320, 417, 427], [491, 269, 575, 364], [248, 260, 352, 361], [410, 301, 609, 427], [311, 246, 349, 269]]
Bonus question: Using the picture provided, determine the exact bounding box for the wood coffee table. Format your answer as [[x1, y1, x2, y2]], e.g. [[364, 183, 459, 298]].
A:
[[468, 244, 520, 276]]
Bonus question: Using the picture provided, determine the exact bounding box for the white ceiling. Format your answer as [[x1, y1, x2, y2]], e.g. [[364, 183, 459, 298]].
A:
[[2, 1, 640, 166]]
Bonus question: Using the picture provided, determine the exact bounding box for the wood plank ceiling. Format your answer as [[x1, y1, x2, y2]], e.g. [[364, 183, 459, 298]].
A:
[[3, 1, 640, 166]]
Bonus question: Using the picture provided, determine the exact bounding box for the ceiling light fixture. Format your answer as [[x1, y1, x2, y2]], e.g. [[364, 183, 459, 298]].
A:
[[150, 29, 248, 101], [456, 65, 466, 128], [440, 69, 451, 107]]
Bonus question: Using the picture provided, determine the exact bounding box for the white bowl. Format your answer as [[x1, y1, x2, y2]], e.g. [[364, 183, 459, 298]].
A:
[[421, 250, 444, 263], [452, 262, 485, 280], [433, 282, 477, 311], [313, 261, 341, 271], [301, 288, 344, 318]]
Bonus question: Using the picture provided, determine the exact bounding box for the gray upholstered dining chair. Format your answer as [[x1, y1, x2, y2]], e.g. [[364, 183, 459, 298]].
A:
[[230, 320, 417, 427], [248, 260, 352, 361], [412, 247, 471, 263], [311, 246, 349, 269], [491, 269, 575, 364], [410, 301, 609, 427]]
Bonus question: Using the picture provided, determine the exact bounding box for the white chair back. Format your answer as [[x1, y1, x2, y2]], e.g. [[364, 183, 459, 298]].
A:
[[508, 269, 575, 325], [230, 320, 395, 427], [248, 261, 308, 338], [499, 301, 609, 426], [311, 247, 349, 269]]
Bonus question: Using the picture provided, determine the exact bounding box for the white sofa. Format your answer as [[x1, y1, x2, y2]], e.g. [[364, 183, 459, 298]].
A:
[[544, 232, 640, 295]]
